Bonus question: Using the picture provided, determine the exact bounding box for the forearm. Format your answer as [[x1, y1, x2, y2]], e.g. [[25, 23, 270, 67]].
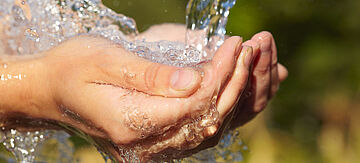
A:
[[0, 54, 52, 120]]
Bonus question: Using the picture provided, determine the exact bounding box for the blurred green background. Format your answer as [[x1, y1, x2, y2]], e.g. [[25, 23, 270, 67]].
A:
[[102, 0, 360, 162]]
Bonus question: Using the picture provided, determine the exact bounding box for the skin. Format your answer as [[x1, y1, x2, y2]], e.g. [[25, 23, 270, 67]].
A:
[[0, 24, 287, 161], [141, 24, 288, 128]]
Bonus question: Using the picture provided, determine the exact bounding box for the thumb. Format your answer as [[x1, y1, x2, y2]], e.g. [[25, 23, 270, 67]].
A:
[[97, 47, 202, 98]]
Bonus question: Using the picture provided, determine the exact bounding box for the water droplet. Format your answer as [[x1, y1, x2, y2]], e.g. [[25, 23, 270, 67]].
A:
[[71, 2, 82, 12], [12, 5, 27, 24], [2, 129, 53, 162], [24, 28, 40, 42]]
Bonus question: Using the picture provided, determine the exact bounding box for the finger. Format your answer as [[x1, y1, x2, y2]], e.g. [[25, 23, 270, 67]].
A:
[[138, 24, 186, 42], [265, 31, 280, 98], [190, 36, 242, 113], [96, 46, 202, 98], [251, 32, 272, 112], [207, 36, 242, 89], [195, 36, 242, 137], [217, 40, 259, 121], [278, 63, 288, 82]]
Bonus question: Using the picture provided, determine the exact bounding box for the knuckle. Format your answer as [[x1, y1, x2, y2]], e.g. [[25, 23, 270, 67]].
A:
[[254, 98, 268, 112], [254, 55, 271, 76], [254, 65, 270, 76], [144, 64, 161, 91]]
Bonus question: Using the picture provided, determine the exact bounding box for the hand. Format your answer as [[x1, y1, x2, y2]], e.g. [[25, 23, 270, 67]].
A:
[[139, 24, 288, 157], [140, 24, 288, 127], [0, 27, 287, 161], [0, 35, 252, 161], [46, 36, 252, 161], [229, 31, 288, 128], [181, 32, 288, 156]]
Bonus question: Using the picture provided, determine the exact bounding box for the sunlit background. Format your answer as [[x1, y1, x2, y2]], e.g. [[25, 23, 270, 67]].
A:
[[1, 0, 360, 162]]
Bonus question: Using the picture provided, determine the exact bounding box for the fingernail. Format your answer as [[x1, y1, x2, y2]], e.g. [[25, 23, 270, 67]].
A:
[[235, 37, 243, 57], [241, 46, 253, 68], [170, 69, 196, 91]]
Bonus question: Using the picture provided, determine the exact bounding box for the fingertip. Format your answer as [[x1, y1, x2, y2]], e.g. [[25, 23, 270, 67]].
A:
[[252, 32, 273, 53], [243, 40, 260, 50], [240, 45, 254, 69], [211, 36, 242, 79], [233, 36, 243, 56], [243, 40, 260, 60], [278, 63, 288, 82], [227, 36, 243, 44], [213, 36, 242, 63], [230, 36, 243, 43], [251, 31, 273, 41]]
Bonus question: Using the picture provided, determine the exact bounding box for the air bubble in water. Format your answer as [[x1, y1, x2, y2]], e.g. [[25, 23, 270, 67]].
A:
[[12, 5, 27, 25]]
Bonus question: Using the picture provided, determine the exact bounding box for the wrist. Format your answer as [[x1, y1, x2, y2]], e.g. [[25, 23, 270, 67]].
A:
[[0, 54, 54, 121]]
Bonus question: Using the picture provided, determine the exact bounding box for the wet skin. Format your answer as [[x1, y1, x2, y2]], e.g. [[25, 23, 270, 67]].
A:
[[0, 24, 287, 161], [141, 24, 288, 128]]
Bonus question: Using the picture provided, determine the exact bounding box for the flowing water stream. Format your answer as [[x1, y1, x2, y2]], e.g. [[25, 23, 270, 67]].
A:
[[0, 0, 246, 162]]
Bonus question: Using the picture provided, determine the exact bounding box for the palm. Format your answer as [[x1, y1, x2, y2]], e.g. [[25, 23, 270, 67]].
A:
[[42, 35, 243, 161]]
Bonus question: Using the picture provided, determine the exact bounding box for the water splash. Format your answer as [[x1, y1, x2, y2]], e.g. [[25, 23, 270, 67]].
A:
[[186, 0, 236, 60], [0, 129, 52, 163], [0, 129, 76, 162], [180, 129, 248, 163]]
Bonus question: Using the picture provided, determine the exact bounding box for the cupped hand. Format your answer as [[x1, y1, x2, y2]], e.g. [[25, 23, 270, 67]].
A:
[[138, 24, 288, 158], [184, 32, 289, 155], [140, 24, 288, 128], [0, 24, 286, 161], [32, 35, 251, 161], [228, 31, 288, 129], [42, 25, 288, 161]]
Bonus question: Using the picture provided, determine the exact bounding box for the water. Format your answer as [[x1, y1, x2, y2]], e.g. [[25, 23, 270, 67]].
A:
[[180, 129, 248, 163], [0, 128, 76, 162], [186, 0, 236, 60], [0, 0, 244, 162], [1, 129, 50, 163]]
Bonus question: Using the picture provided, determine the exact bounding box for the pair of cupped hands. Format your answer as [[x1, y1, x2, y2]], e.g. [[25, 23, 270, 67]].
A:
[[1, 24, 287, 160]]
